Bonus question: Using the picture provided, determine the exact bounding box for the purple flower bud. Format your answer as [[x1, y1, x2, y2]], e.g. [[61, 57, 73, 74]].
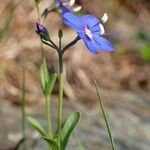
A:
[[36, 22, 50, 41], [36, 22, 47, 34]]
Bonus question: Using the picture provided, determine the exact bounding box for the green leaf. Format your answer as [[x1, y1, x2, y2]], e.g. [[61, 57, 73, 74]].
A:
[[46, 73, 57, 95], [94, 81, 116, 150], [40, 59, 57, 95], [27, 116, 46, 136], [42, 136, 59, 150], [61, 111, 80, 150], [40, 59, 49, 93], [35, 0, 41, 6]]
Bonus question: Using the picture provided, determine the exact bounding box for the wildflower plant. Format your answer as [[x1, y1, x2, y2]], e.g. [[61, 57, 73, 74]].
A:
[[27, 0, 116, 150]]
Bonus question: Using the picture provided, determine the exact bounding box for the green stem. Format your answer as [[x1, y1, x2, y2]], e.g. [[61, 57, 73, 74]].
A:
[[41, 39, 59, 52], [45, 95, 52, 138], [36, 2, 51, 150], [62, 35, 80, 54], [57, 53, 64, 149], [45, 94, 52, 150], [94, 81, 116, 150]]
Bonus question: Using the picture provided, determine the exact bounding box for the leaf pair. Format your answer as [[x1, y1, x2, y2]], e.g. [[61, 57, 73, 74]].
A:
[[28, 112, 80, 150], [40, 58, 57, 96], [43, 111, 81, 150], [27, 116, 59, 149]]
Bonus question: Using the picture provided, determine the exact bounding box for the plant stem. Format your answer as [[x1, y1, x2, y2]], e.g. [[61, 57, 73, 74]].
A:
[[36, 2, 51, 150], [45, 94, 52, 150], [41, 39, 59, 52], [21, 67, 26, 150], [45, 94, 52, 138], [94, 81, 116, 150], [57, 52, 64, 149], [62, 35, 80, 54]]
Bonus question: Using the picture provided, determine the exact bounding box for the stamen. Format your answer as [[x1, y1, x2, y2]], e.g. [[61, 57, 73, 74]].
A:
[[101, 13, 108, 23], [73, 6, 82, 12], [85, 27, 93, 39], [99, 23, 105, 35], [69, 0, 75, 6]]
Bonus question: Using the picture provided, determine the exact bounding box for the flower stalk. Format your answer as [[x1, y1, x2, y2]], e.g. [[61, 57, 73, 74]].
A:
[[57, 31, 64, 148], [45, 94, 52, 139]]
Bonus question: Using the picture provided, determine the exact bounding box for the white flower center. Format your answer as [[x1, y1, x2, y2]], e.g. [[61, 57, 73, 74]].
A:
[[85, 27, 93, 39]]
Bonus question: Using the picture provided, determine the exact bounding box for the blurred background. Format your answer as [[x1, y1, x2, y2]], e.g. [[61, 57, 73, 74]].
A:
[[0, 0, 150, 149]]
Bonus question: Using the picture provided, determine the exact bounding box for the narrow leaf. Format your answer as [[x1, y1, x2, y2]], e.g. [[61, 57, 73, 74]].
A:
[[40, 58, 49, 93], [27, 116, 46, 136], [47, 73, 57, 95], [61, 111, 80, 150], [94, 81, 116, 150], [42, 136, 59, 150]]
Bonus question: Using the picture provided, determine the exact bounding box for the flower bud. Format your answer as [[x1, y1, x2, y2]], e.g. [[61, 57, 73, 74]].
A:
[[58, 29, 63, 39], [36, 22, 50, 41]]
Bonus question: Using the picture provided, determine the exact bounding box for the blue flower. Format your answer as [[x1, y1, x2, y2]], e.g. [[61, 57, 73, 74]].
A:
[[56, 0, 81, 15], [63, 13, 115, 54]]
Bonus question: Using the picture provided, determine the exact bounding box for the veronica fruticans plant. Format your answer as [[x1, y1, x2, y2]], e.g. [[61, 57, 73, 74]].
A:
[[28, 21, 81, 150], [28, 2, 115, 149]]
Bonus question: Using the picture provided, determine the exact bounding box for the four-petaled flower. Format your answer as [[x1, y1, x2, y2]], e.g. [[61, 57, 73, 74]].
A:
[[56, 0, 81, 15], [63, 13, 115, 54]]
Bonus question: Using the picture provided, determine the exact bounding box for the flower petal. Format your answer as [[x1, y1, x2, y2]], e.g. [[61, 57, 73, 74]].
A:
[[94, 35, 115, 52], [57, 0, 71, 15], [85, 40, 99, 54], [63, 13, 83, 31], [61, 5, 70, 14], [82, 15, 100, 33], [56, 0, 62, 5], [36, 22, 47, 33], [78, 33, 99, 54]]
